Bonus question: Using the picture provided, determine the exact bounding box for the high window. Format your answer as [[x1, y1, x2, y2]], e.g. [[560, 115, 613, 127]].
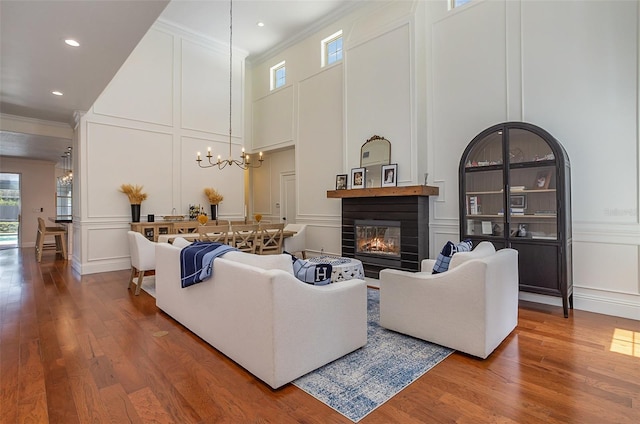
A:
[[270, 61, 286, 90], [450, 0, 472, 9], [322, 30, 343, 67]]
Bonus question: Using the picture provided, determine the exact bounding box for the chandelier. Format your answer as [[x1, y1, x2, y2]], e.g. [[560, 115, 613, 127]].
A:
[[197, 0, 263, 170], [57, 147, 73, 187]]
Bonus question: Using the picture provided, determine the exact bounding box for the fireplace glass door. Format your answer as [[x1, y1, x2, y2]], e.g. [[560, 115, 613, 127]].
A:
[[355, 220, 401, 257]]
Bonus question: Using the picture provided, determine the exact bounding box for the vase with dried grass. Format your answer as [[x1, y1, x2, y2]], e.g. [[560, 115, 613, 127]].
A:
[[119, 184, 148, 222], [203, 188, 223, 221]]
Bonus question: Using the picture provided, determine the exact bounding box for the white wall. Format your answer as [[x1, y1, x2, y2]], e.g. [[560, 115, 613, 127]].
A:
[[250, 0, 639, 319], [0, 156, 56, 247], [0, 114, 74, 248], [72, 0, 639, 319], [425, 0, 639, 319], [250, 1, 414, 256], [74, 22, 249, 274], [251, 148, 295, 223]]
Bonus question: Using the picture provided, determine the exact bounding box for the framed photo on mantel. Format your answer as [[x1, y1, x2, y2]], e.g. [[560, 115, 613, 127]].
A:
[[336, 174, 347, 190], [381, 164, 398, 187], [351, 167, 365, 189]]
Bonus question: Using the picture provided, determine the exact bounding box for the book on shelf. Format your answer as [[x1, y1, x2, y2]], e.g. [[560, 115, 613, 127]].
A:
[[468, 196, 480, 215], [534, 210, 557, 216], [501, 186, 526, 192]]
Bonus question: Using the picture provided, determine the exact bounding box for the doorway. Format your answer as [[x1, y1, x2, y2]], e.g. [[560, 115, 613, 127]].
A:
[[281, 173, 296, 225], [0, 173, 20, 249]]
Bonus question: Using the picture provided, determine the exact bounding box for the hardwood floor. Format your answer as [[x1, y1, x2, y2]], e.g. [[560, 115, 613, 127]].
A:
[[1, 247, 638, 423]]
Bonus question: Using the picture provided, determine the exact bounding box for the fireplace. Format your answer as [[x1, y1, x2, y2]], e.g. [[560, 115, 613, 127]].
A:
[[327, 185, 438, 278], [355, 220, 401, 258], [336, 194, 434, 278]]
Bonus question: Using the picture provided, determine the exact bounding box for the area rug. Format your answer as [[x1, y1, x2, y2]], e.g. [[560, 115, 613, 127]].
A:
[[293, 288, 453, 422]]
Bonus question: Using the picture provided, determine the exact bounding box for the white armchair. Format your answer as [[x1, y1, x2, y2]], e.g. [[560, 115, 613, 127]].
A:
[[379, 242, 519, 359], [127, 231, 156, 295], [283, 223, 307, 259]]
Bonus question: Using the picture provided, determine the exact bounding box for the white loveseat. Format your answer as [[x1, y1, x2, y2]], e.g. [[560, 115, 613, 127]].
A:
[[155, 242, 368, 389], [379, 242, 518, 359]]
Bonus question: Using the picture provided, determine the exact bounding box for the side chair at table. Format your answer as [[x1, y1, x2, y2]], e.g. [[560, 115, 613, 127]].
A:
[[36, 217, 67, 262], [172, 221, 199, 234], [283, 223, 307, 259], [127, 231, 156, 295], [198, 224, 230, 244], [230, 223, 259, 253], [257, 223, 285, 255]]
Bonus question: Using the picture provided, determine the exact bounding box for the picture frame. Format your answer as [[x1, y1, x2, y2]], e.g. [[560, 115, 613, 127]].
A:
[[533, 170, 552, 190], [336, 174, 348, 190], [351, 167, 365, 189], [381, 164, 398, 187], [509, 194, 527, 209]]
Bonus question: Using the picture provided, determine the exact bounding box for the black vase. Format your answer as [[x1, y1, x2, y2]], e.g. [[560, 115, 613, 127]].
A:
[[210, 204, 217, 220], [131, 204, 141, 223]]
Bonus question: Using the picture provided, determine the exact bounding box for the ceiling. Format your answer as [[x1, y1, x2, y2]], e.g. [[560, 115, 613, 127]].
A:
[[0, 0, 362, 167]]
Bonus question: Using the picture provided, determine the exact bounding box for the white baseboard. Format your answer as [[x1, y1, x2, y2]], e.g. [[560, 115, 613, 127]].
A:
[[519, 290, 639, 321]]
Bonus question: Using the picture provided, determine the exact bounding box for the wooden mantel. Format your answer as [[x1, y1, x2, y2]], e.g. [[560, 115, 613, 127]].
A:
[[326, 185, 439, 199]]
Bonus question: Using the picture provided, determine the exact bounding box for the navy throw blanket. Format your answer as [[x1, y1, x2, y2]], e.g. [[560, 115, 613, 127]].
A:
[[180, 241, 237, 288]]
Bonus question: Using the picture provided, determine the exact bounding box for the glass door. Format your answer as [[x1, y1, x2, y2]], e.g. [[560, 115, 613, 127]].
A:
[[0, 173, 20, 249], [507, 128, 558, 240], [461, 129, 506, 239]]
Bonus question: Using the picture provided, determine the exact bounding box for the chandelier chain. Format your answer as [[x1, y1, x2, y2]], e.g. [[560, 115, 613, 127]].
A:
[[196, 0, 263, 170]]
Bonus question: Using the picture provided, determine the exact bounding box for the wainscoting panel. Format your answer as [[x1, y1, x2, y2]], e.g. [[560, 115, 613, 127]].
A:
[[181, 38, 244, 136], [297, 65, 343, 218], [345, 23, 413, 175], [86, 122, 174, 219], [252, 86, 294, 150], [92, 28, 174, 127]]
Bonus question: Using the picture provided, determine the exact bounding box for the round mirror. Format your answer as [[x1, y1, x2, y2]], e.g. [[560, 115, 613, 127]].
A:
[[360, 135, 391, 187]]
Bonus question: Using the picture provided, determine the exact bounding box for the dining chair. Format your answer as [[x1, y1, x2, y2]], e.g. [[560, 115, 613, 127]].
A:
[[283, 223, 307, 259], [172, 221, 199, 234], [127, 231, 156, 295], [257, 223, 285, 255], [35, 217, 67, 262], [198, 224, 230, 244], [230, 223, 259, 253]]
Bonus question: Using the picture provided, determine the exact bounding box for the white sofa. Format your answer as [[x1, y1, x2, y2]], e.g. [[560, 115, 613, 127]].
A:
[[379, 242, 518, 359], [155, 242, 368, 389]]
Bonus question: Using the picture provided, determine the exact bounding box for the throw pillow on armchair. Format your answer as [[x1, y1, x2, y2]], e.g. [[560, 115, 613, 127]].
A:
[[432, 240, 473, 274]]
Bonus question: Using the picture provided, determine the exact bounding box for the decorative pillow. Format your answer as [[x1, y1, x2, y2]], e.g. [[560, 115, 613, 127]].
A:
[[432, 240, 473, 274], [286, 252, 332, 286], [172, 237, 192, 248]]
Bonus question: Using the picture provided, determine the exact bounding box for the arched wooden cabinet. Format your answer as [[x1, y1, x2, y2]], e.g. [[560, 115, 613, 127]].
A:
[[459, 122, 573, 317]]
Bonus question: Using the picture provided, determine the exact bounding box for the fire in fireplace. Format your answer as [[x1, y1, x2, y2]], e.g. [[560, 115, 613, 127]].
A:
[[355, 220, 401, 257]]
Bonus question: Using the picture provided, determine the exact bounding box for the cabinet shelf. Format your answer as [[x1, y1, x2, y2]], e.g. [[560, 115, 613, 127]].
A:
[[459, 122, 572, 317], [467, 214, 557, 219], [465, 188, 557, 195]]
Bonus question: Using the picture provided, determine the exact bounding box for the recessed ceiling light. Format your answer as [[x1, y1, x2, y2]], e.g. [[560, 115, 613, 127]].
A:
[[64, 39, 80, 47], [257, 21, 265, 27], [52, 91, 63, 96]]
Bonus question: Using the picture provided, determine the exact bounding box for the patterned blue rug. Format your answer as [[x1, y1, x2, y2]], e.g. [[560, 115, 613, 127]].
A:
[[293, 288, 453, 422]]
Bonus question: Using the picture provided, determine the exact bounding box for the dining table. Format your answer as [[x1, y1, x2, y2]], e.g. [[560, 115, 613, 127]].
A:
[[157, 229, 296, 244]]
